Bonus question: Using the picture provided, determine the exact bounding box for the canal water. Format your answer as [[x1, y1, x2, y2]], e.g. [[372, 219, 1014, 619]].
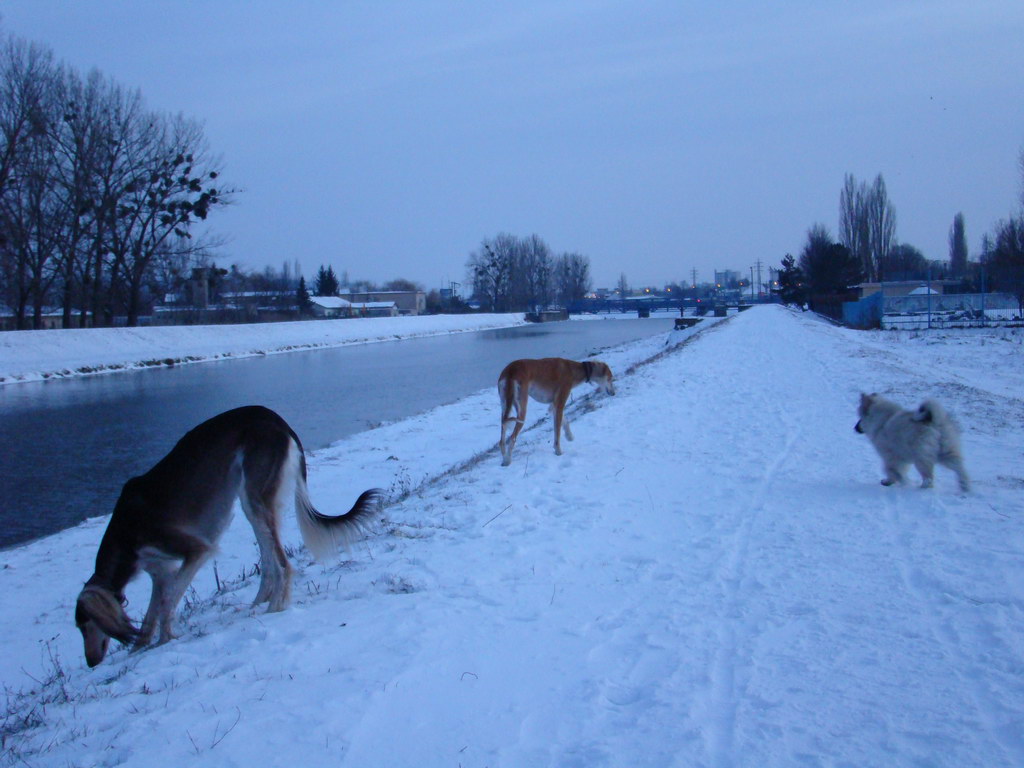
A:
[[0, 318, 672, 547]]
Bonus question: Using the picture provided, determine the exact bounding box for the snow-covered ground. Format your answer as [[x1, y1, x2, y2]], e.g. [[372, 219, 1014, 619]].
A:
[[0, 313, 527, 384], [2, 306, 1023, 767]]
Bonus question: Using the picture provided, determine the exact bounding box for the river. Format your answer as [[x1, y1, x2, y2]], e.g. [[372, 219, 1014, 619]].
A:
[[0, 318, 672, 548]]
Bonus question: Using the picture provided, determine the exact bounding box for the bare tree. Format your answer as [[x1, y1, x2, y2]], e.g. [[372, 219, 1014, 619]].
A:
[[880, 242, 928, 280], [49, 68, 110, 326], [105, 112, 227, 325], [839, 173, 896, 282], [467, 232, 516, 311], [987, 215, 1024, 312], [383, 277, 423, 292], [948, 212, 968, 278], [554, 251, 591, 305], [0, 29, 233, 328], [1019, 145, 1024, 211], [0, 36, 60, 327], [839, 173, 869, 280], [510, 233, 552, 311], [867, 174, 896, 279], [0, 37, 54, 197], [468, 233, 592, 311]]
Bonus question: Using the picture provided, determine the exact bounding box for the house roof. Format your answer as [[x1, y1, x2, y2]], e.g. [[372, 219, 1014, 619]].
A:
[[310, 296, 352, 308]]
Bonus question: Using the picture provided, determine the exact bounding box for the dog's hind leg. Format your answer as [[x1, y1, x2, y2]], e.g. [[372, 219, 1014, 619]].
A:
[[241, 440, 295, 612], [241, 492, 293, 612], [941, 455, 971, 492], [914, 459, 935, 489], [498, 377, 520, 466], [241, 495, 284, 607], [502, 382, 529, 466]]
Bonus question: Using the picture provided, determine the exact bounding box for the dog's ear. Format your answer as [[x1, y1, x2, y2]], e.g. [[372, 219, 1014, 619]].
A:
[[860, 393, 871, 406], [77, 586, 138, 645]]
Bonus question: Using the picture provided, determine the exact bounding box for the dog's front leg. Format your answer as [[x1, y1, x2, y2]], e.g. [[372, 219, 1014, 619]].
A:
[[134, 579, 164, 650], [155, 549, 212, 644], [135, 554, 180, 650], [881, 463, 905, 486]]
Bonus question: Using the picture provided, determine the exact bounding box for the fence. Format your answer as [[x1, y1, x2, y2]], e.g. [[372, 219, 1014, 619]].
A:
[[879, 292, 1019, 329]]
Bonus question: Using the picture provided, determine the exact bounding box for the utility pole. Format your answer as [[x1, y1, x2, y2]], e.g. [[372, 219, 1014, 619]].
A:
[[749, 259, 765, 301], [980, 266, 986, 326], [926, 265, 932, 330]]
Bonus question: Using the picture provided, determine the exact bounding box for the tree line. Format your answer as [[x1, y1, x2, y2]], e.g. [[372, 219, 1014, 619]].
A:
[[777, 162, 1024, 314], [466, 232, 592, 312], [0, 31, 229, 329]]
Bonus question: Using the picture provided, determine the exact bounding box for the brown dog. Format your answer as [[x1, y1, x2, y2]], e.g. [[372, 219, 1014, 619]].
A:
[[497, 358, 615, 466], [75, 406, 382, 667]]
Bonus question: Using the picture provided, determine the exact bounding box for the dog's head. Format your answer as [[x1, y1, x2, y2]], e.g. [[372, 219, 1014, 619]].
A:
[[75, 585, 138, 667], [854, 392, 876, 434], [591, 361, 615, 396]]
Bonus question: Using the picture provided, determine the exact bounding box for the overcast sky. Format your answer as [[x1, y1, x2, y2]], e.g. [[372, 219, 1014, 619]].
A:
[[3, 1, 1023, 290]]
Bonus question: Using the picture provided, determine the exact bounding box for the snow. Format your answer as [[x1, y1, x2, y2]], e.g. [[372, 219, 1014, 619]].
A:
[[2, 306, 1023, 767], [0, 313, 528, 384], [308, 296, 352, 308]]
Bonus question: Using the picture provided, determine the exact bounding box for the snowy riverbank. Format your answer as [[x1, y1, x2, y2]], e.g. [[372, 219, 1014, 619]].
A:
[[0, 313, 528, 384], [2, 306, 1023, 767]]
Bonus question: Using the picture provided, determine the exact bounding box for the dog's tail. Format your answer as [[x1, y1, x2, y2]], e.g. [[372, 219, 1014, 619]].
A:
[[914, 398, 946, 425], [288, 440, 383, 561], [917, 399, 971, 491]]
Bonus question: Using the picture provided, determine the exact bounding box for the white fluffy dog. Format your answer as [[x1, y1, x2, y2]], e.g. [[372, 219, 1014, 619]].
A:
[[855, 393, 970, 491]]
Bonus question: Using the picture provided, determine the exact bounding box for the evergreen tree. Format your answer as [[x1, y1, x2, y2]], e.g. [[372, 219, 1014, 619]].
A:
[[296, 276, 312, 314], [776, 254, 806, 306], [798, 224, 863, 297], [313, 264, 339, 296]]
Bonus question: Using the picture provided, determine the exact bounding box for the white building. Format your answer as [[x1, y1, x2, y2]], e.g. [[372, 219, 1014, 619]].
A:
[[309, 296, 352, 318]]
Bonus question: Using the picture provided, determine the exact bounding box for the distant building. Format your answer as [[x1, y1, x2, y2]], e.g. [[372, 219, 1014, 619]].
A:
[[340, 290, 425, 315], [714, 270, 741, 289], [309, 296, 352, 318], [350, 301, 398, 318], [856, 280, 959, 298], [0, 307, 89, 330]]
